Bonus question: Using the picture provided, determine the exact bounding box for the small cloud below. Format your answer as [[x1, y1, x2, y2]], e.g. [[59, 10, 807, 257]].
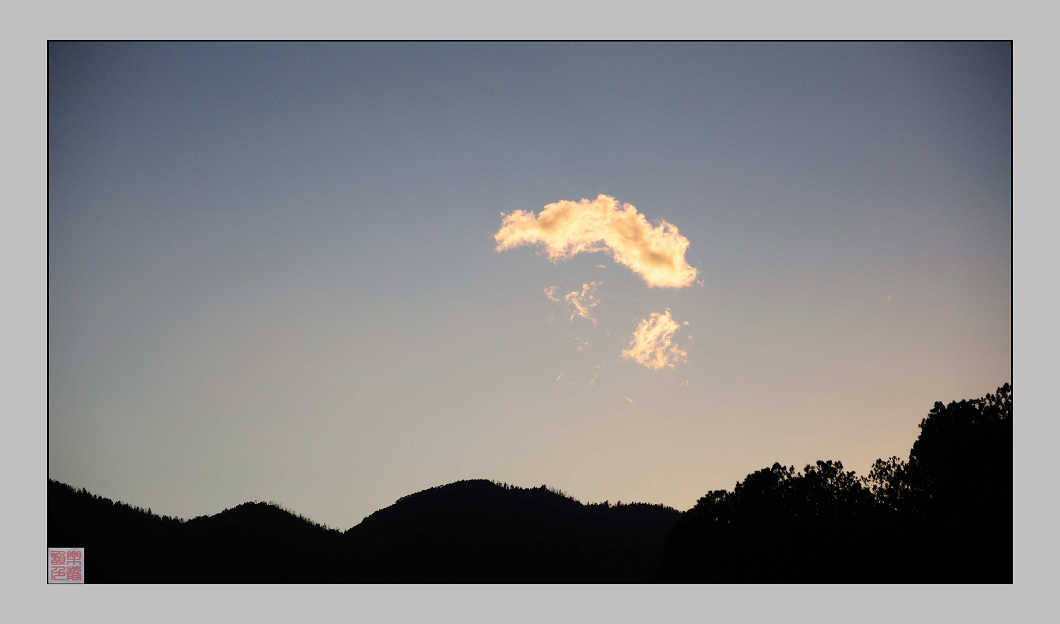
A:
[[555, 373, 564, 382], [546, 282, 604, 324], [596, 264, 606, 269], [495, 195, 698, 288], [886, 295, 893, 303], [589, 364, 601, 386], [621, 309, 689, 370], [622, 396, 634, 404], [680, 379, 689, 387], [565, 281, 602, 323]]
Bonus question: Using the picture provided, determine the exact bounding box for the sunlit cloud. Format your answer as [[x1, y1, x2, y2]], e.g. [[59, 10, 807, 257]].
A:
[[565, 282, 602, 323], [589, 364, 601, 385], [495, 195, 697, 288], [623, 396, 634, 404], [555, 373, 564, 382], [545, 282, 604, 323], [680, 379, 689, 387], [621, 309, 689, 370]]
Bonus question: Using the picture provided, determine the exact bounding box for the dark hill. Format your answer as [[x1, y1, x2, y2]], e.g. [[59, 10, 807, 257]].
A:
[[180, 501, 350, 582], [47, 478, 679, 582], [48, 480, 353, 582], [49, 480, 188, 582], [48, 383, 1011, 583], [343, 480, 681, 582]]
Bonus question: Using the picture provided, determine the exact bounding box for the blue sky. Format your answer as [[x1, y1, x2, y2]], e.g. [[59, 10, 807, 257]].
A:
[[48, 42, 1010, 528]]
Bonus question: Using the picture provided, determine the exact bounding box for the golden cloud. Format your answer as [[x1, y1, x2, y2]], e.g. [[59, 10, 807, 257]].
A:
[[621, 309, 689, 370], [565, 281, 602, 323], [495, 195, 697, 288], [544, 281, 604, 323]]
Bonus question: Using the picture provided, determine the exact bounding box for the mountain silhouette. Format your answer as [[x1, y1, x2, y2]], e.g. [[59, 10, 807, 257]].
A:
[[48, 481, 353, 582], [344, 480, 680, 582], [48, 478, 679, 582], [48, 383, 1011, 583]]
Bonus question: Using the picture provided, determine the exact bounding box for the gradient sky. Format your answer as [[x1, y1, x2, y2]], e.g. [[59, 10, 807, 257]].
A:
[[48, 42, 1011, 529]]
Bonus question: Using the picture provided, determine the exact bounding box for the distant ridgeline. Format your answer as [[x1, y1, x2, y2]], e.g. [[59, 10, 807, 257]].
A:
[[49, 384, 1011, 583]]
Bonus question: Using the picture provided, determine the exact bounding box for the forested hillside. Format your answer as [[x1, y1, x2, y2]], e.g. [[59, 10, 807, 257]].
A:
[[48, 384, 1011, 583]]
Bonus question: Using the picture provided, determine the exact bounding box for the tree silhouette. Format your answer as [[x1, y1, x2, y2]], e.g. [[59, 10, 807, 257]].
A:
[[48, 384, 1012, 583], [658, 384, 1012, 583], [895, 383, 1012, 580]]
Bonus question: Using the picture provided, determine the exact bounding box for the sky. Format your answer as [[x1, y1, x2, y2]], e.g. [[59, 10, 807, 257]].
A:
[[48, 42, 1011, 530]]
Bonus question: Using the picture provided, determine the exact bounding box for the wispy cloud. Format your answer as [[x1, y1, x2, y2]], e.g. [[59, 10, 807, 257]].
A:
[[495, 195, 697, 288], [555, 373, 564, 382], [565, 282, 602, 323], [623, 396, 634, 404], [621, 309, 689, 370], [545, 281, 604, 323]]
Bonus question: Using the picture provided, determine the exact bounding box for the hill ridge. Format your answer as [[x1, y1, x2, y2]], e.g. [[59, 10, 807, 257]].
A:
[[48, 383, 1012, 583]]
